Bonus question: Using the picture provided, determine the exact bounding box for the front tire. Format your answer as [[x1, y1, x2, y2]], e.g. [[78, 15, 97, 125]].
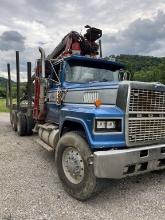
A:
[[55, 131, 99, 201]]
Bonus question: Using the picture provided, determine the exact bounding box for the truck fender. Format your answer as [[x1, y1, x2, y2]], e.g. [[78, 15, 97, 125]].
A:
[[60, 117, 91, 145]]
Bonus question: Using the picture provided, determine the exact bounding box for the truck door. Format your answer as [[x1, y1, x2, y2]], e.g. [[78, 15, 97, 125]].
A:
[[46, 62, 62, 124]]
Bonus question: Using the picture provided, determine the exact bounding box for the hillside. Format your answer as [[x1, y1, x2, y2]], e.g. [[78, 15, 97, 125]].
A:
[[115, 54, 165, 83], [0, 77, 15, 98], [0, 77, 17, 88], [0, 77, 26, 98], [0, 77, 7, 87]]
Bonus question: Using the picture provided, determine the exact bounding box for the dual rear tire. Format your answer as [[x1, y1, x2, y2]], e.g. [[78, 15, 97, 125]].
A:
[[11, 110, 34, 136], [17, 112, 27, 136], [11, 110, 17, 131]]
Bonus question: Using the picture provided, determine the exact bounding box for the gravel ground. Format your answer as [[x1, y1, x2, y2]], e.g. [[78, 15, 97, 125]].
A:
[[0, 113, 165, 220]]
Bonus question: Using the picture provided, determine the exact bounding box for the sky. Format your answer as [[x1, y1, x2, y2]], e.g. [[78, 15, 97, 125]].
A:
[[0, 0, 165, 81]]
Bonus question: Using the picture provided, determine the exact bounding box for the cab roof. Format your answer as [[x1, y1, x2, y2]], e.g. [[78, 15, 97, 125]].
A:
[[63, 55, 125, 71]]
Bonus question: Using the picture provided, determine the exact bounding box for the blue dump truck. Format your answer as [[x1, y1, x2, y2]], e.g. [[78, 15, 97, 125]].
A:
[[8, 26, 165, 200]]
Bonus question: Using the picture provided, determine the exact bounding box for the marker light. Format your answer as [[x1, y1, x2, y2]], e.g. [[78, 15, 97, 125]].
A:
[[94, 99, 102, 107]]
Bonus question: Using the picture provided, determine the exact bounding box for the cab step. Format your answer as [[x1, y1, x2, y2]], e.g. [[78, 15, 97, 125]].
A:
[[36, 138, 54, 152]]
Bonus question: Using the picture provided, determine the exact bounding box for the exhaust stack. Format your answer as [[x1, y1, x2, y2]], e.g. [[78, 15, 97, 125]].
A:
[[38, 47, 46, 115], [39, 47, 46, 77], [27, 62, 32, 111]]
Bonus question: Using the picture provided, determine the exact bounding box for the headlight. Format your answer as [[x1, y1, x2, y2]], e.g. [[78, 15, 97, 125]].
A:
[[106, 121, 116, 129], [96, 121, 106, 129], [95, 119, 122, 132]]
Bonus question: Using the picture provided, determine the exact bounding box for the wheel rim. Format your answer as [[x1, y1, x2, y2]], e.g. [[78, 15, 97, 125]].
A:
[[62, 147, 85, 184]]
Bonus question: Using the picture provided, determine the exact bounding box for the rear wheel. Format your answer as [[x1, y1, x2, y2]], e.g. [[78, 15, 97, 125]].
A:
[[17, 112, 27, 136], [25, 115, 34, 135], [55, 131, 99, 201], [10, 110, 13, 125]]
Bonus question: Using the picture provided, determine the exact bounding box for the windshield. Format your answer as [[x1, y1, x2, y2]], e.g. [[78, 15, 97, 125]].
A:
[[65, 64, 119, 83]]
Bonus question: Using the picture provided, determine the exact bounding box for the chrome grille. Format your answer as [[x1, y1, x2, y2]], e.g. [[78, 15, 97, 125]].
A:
[[129, 88, 165, 112], [127, 86, 165, 146], [129, 118, 165, 143]]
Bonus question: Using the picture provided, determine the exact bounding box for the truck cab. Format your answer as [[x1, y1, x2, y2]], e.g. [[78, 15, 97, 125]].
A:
[[36, 54, 165, 200], [46, 56, 125, 150]]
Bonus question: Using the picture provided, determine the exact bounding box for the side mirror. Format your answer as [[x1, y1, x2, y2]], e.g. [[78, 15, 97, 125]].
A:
[[119, 69, 132, 81]]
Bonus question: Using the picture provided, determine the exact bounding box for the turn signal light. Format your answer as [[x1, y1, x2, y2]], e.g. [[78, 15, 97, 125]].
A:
[[94, 99, 102, 107]]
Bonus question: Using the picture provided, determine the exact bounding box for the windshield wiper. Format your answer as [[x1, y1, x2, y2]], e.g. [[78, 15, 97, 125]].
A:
[[88, 80, 100, 83], [88, 79, 109, 83], [100, 79, 109, 82]]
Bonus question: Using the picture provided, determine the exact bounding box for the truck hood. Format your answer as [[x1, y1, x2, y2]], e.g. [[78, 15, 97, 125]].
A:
[[62, 81, 120, 105], [63, 81, 119, 90]]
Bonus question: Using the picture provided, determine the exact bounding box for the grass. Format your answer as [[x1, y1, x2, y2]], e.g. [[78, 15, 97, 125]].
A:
[[0, 99, 10, 112]]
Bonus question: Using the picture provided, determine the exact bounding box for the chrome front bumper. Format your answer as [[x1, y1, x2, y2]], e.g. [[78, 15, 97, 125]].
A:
[[93, 144, 165, 179]]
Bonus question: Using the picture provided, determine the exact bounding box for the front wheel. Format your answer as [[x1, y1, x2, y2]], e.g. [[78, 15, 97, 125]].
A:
[[55, 131, 99, 201]]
